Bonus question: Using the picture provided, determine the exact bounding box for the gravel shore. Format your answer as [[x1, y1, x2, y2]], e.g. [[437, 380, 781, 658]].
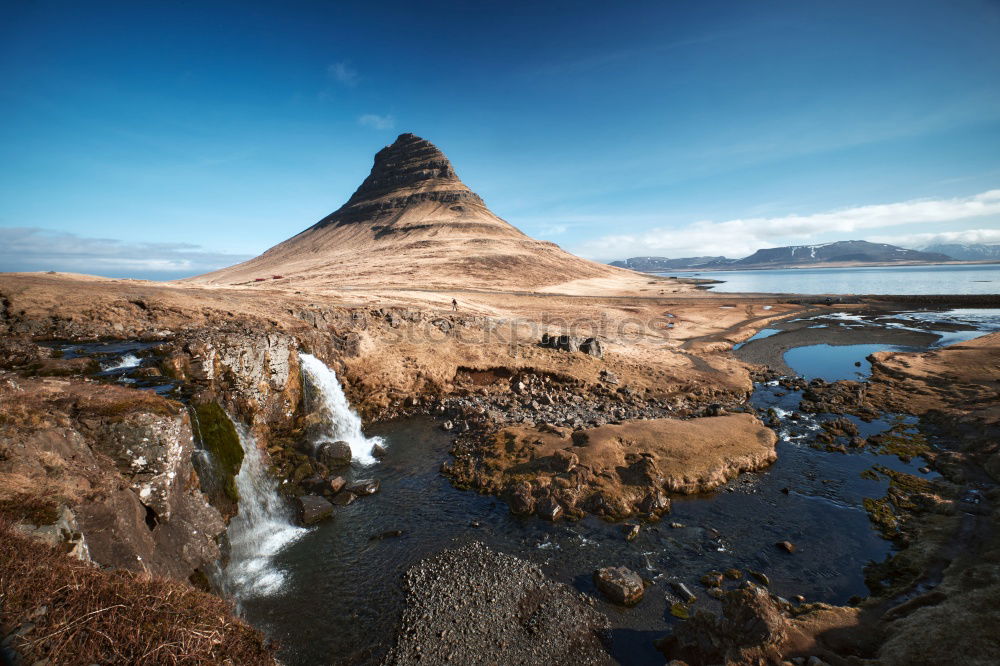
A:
[[382, 542, 613, 665]]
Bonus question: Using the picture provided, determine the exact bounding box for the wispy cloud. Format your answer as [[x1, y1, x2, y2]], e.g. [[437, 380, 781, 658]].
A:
[[569, 189, 1000, 261], [0, 227, 252, 280], [327, 61, 359, 86], [871, 228, 1000, 249], [358, 113, 395, 130]]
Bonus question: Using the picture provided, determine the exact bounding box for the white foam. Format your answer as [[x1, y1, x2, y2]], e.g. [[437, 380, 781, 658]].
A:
[[103, 353, 141, 371], [299, 353, 385, 465], [221, 420, 307, 602]]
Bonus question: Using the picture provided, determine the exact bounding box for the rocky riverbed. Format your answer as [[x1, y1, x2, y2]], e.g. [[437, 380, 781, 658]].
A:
[[3, 268, 999, 666]]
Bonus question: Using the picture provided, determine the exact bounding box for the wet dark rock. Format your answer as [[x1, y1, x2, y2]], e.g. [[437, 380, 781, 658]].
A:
[[371, 443, 387, 459], [700, 572, 724, 588], [370, 529, 403, 540], [297, 495, 333, 525], [670, 580, 697, 603], [776, 540, 796, 553], [658, 582, 790, 664], [637, 489, 671, 517], [705, 403, 726, 417], [441, 420, 454, 431], [300, 475, 329, 494], [328, 476, 347, 494], [508, 482, 536, 515], [536, 496, 563, 521], [594, 566, 644, 606], [331, 490, 355, 506], [316, 440, 352, 469], [624, 523, 640, 541], [347, 478, 380, 496]]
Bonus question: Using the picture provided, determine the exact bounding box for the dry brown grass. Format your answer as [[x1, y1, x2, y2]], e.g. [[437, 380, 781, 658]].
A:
[[0, 518, 274, 665]]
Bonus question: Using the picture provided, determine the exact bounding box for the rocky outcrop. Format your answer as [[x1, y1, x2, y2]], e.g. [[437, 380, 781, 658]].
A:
[[382, 542, 612, 665], [540, 333, 604, 358], [659, 582, 859, 665], [0, 375, 224, 583], [446, 414, 778, 520]]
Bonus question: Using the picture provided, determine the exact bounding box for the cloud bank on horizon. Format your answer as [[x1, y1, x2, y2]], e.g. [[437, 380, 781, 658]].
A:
[[0, 228, 251, 280], [567, 190, 1000, 261]]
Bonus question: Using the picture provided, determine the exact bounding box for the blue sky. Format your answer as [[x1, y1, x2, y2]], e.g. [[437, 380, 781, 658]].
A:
[[1, 0, 999, 278]]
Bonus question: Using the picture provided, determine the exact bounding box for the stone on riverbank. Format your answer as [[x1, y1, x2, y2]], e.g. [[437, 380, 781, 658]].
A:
[[594, 566, 644, 606], [297, 495, 333, 524]]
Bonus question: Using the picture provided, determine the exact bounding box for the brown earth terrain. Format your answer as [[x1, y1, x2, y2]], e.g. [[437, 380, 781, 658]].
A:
[[1, 132, 997, 664]]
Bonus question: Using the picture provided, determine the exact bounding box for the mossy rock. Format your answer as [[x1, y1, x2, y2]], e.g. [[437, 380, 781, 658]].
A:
[[195, 402, 244, 504], [863, 496, 899, 537]]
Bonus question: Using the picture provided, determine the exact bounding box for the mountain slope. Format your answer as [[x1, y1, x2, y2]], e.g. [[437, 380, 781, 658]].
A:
[[191, 134, 634, 291], [734, 240, 953, 267], [610, 256, 736, 271], [922, 243, 1000, 261]]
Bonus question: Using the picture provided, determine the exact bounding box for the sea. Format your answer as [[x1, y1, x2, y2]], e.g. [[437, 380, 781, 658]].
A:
[[656, 263, 1000, 295]]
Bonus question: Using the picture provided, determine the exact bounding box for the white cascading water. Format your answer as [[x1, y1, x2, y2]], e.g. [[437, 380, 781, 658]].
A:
[[102, 353, 141, 371], [222, 418, 306, 602], [299, 353, 385, 465]]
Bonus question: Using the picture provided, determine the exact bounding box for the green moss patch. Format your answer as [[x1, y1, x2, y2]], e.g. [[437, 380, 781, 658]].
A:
[[195, 402, 244, 503], [872, 425, 931, 462]]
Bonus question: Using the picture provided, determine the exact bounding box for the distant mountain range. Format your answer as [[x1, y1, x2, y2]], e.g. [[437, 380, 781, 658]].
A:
[[610, 256, 736, 271], [610, 240, 957, 272], [921, 243, 1000, 261]]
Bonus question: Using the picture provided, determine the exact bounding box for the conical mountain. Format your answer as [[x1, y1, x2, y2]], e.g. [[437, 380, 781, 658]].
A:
[[192, 133, 632, 291]]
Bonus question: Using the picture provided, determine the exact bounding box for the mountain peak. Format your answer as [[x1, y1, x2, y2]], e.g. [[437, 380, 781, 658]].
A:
[[191, 134, 632, 290], [313, 132, 482, 230]]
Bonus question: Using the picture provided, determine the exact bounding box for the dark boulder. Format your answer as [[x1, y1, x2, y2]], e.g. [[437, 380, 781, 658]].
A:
[[580, 337, 604, 359], [536, 496, 563, 521], [316, 440, 352, 469], [594, 566, 644, 605], [658, 582, 791, 664], [508, 481, 535, 515], [550, 449, 579, 473], [331, 490, 355, 506], [328, 476, 347, 494], [301, 475, 329, 494], [297, 495, 333, 525], [371, 443, 387, 459], [347, 478, 380, 496], [638, 489, 671, 516]]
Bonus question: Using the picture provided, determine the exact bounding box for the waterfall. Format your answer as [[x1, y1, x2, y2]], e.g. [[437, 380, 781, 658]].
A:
[[299, 353, 385, 465], [222, 418, 306, 602]]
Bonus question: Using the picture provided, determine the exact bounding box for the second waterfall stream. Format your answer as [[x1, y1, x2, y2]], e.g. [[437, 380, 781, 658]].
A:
[[223, 354, 382, 602], [299, 352, 386, 464]]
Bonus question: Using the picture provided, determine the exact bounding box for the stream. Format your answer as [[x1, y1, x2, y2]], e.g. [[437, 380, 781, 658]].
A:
[[41, 307, 1000, 666]]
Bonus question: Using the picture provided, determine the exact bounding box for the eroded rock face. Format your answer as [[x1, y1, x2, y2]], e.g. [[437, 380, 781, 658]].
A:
[[0, 376, 225, 583]]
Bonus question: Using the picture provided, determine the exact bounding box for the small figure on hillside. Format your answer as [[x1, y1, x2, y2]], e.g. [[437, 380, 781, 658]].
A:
[[452, 298, 458, 312]]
